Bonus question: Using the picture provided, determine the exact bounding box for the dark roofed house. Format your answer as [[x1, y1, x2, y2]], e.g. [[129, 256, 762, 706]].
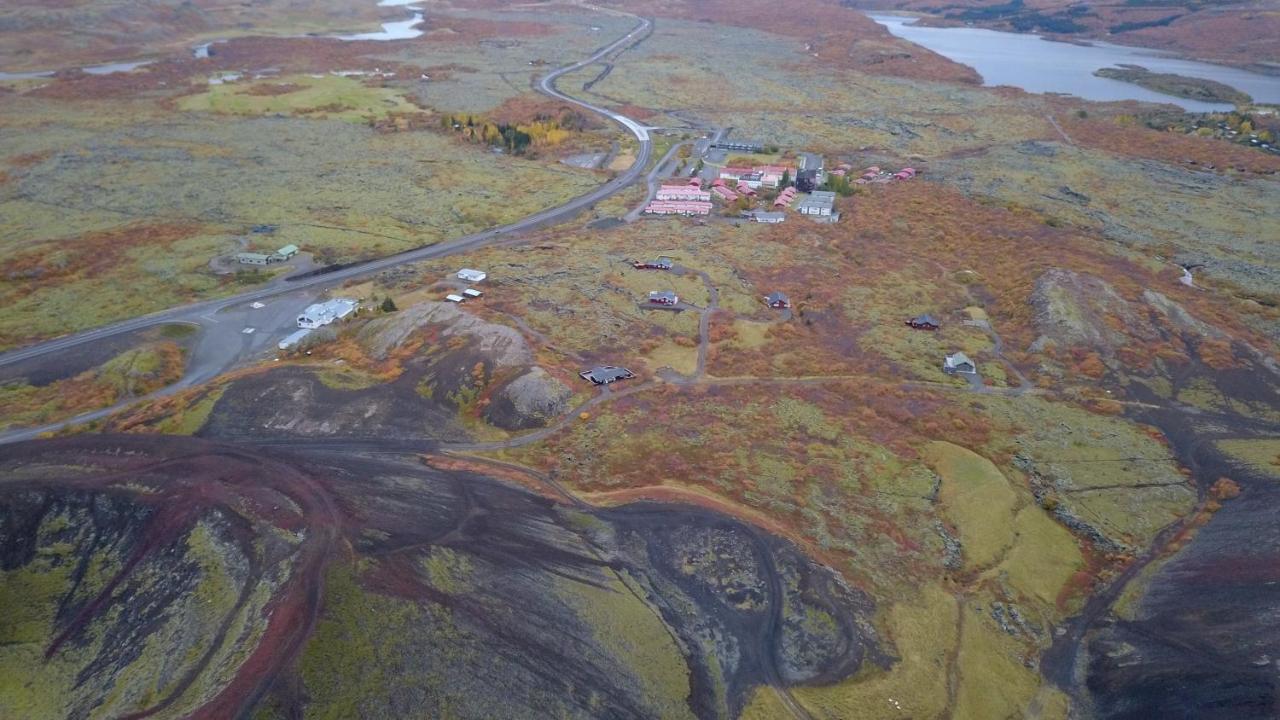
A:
[[580, 366, 635, 385], [633, 256, 674, 270], [765, 292, 791, 309], [648, 290, 679, 305], [907, 314, 940, 331], [943, 352, 976, 375]]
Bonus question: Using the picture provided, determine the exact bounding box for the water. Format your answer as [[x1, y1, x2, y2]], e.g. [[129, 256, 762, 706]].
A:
[[82, 60, 153, 75], [866, 12, 1280, 112], [333, 11, 424, 41]]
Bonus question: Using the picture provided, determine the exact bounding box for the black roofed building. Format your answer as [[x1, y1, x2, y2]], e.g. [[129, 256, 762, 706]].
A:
[[579, 366, 635, 385]]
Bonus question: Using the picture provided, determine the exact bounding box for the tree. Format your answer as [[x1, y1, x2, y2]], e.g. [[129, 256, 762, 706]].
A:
[[381, 297, 398, 313], [779, 169, 791, 188]]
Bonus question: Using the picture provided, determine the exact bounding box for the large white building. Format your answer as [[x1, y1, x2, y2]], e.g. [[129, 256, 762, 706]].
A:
[[796, 191, 839, 220], [297, 298, 358, 329]]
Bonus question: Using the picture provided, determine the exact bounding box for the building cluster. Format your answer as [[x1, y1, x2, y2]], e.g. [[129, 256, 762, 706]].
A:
[[445, 268, 487, 303], [236, 244, 300, 266]]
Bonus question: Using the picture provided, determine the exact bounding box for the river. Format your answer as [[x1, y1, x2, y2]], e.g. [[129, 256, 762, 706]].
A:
[[866, 12, 1280, 112]]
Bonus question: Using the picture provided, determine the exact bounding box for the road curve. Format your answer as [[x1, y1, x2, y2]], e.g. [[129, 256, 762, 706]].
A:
[[0, 16, 655, 371]]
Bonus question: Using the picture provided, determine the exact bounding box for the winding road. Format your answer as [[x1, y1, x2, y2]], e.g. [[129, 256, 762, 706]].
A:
[[0, 14, 656, 444]]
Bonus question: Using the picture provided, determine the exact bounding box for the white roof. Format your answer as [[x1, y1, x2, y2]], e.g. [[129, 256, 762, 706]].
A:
[[445, 294, 465, 303], [278, 328, 312, 349], [457, 268, 487, 282], [463, 288, 483, 297], [946, 352, 974, 367]]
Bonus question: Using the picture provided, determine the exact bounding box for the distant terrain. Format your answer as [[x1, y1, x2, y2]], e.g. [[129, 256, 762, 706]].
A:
[[1095, 64, 1253, 105], [845, 0, 1280, 71]]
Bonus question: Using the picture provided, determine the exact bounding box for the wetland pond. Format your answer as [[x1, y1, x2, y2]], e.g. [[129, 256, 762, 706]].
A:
[[866, 12, 1280, 112]]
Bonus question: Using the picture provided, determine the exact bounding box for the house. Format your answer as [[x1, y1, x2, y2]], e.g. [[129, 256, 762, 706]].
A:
[[633, 257, 674, 270], [277, 328, 312, 350], [906, 314, 940, 331], [235, 252, 279, 266], [893, 168, 917, 181], [943, 352, 977, 375], [774, 187, 798, 208], [765, 292, 791, 309], [735, 182, 757, 197], [752, 211, 786, 224], [297, 298, 358, 329], [445, 294, 465, 303], [796, 191, 838, 220], [274, 244, 299, 260], [457, 268, 487, 283], [580, 366, 635, 385], [711, 186, 739, 202], [738, 172, 764, 189], [648, 290, 679, 305], [463, 288, 483, 299]]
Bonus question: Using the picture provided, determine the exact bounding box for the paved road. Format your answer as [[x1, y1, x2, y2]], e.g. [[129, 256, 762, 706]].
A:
[[0, 14, 656, 443]]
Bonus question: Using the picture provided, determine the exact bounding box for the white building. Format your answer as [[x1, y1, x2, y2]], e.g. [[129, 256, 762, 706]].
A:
[[278, 328, 313, 350], [796, 191, 837, 217], [297, 298, 358, 329], [457, 268, 487, 283]]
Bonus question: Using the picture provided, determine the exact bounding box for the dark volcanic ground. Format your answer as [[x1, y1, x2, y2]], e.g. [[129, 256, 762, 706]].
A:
[[1084, 418, 1280, 720], [0, 434, 881, 719]]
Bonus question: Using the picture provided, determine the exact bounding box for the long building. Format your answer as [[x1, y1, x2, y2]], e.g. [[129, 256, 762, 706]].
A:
[[655, 184, 711, 202], [644, 200, 712, 216]]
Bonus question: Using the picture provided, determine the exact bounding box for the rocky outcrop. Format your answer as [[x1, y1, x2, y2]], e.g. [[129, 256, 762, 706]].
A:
[[1028, 269, 1154, 354], [483, 366, 571, 431], [357, 302, 531, 369]]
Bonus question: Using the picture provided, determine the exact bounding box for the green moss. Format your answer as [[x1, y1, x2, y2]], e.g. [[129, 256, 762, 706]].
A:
[[925, 441, 1017, 570], [792, 585, 957, 720], [553, 568, 696, 719], [999, 506, 1083, 606], [178, 74, 419, 123]]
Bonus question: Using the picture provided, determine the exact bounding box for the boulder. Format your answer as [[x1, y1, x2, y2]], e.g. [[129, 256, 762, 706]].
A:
[[484, 367, 571, 430]]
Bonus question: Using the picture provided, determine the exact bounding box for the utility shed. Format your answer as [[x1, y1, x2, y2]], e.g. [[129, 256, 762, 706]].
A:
[[275, 244, 299, 259], [236, 252, 278, 265], [457, 268, 487, 283]]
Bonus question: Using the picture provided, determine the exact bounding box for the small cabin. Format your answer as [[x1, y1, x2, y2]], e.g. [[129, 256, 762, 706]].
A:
[[943, 352, 977, 375], [648, 290, 679, 306], [765, 292, 791, 309], [457, 268, 487, 283], [579, 366, 635, 385], [907, 314, 940, 331], [633, 257, 674, 271]]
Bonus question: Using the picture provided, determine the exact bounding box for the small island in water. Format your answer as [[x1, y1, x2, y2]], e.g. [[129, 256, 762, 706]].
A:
[[1095, 64, 1252, 106]]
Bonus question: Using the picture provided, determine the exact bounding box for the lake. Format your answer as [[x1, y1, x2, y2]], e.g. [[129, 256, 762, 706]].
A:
[[866, 12, 1280, 112]]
